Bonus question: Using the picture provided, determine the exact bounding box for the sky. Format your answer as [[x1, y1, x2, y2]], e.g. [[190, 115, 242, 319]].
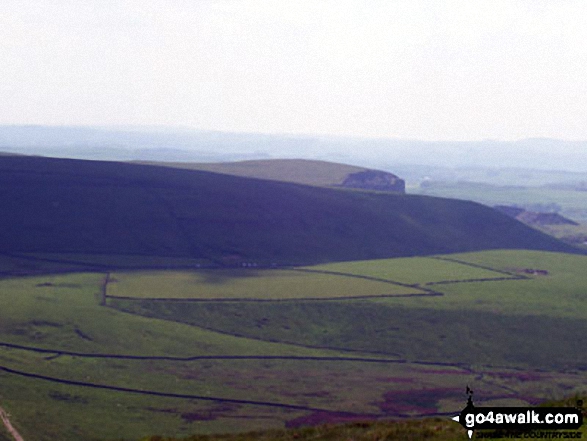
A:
[[1, 0, 587, 141]]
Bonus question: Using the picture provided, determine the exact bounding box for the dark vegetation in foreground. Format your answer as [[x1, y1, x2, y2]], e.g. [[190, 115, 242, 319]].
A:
[[0, 156, 581, 267], [137, 395, 586, 441], [138, 418, 468, 441]]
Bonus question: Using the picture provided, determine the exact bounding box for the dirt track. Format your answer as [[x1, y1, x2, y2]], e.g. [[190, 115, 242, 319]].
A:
[[0, 406, 24, 441]]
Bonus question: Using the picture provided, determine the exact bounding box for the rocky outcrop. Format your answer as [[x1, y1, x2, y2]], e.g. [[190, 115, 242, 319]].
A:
[[340, 170, 405, 193]]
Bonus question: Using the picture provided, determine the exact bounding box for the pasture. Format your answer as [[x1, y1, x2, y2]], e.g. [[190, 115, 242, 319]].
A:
[[0, 249, 586, 440], [106, 269, 424, 301]]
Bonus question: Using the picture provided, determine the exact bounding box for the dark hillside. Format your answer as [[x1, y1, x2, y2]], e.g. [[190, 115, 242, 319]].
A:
[[0, 156, 579, 265]]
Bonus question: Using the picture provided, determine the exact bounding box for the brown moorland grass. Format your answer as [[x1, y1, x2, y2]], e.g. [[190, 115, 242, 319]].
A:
[[138, 393, 587, 441]]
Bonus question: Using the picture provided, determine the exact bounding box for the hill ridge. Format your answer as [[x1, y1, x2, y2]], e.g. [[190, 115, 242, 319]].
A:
[[0, 155, 580, 267], [135, 158, 404, 190]]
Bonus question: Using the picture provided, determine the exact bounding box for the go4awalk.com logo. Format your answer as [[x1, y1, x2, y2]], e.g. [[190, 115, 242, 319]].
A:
[[451, 387, 584, 439]]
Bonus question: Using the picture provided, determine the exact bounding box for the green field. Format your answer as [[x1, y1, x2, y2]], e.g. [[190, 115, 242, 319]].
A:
[[309, 255, 513, 285], [415, 182, 587, 222], [1, 250, 586, 440], [0, 272, 341, 357], [107, 269, 423, 301]]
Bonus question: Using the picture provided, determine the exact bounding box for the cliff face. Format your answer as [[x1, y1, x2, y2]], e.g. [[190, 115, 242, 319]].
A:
[[340, 170, 405, 193]]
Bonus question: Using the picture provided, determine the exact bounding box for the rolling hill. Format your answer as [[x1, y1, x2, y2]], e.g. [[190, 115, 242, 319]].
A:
[[136, 158, 370, 187], [136, 158, 405, 192], [0, 155, 580, 268]]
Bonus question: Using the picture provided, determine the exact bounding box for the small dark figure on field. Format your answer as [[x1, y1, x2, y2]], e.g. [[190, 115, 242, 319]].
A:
[[466, 385, 474, 408]]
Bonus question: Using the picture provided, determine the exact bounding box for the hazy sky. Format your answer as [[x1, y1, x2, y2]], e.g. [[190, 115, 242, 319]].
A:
[[2, 0, 587, 141]]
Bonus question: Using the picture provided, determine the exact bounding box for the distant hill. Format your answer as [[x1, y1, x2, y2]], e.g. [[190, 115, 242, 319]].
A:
[[517, 211, 579, 226], [137, 159, 367, 187], [495, 205, 579, 226], [137, 159, 405, 192], [3, 126, 587, 173], [0, 156, 580, 266]]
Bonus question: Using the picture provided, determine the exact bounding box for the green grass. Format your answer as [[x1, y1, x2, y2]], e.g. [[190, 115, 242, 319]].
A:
[[421, 250, 587, 319], [0, 371, 296, 441], [0, 350, 464, 417], [107, 269, 423, 300], [3, 344, 582, 441], [113, 299, 587, 370], [308, 256, 511, 285], [314, 250, 587, 320], [1, 249, 587, 440], [109, 250, 587, 369], [0, 272, 344, 357]]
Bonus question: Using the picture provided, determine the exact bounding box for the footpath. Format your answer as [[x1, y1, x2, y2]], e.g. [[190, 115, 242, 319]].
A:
[[0, 406, 24, 441]]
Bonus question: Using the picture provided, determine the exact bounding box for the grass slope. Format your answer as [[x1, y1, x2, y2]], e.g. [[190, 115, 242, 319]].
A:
[[111, 250, 587, 370], [114, 300, 587, 370], [0, 272, 340, 357], [0, 156, 580, 267], [0, 250, 586, 439], [135, 159, 368, 187], [107, 268, 424, 300]]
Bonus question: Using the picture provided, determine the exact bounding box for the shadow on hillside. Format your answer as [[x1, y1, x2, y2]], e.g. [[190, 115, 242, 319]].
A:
[[200, 268, 266, 285]]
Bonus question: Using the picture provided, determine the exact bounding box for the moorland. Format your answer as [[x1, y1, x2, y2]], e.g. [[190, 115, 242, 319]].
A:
[[0, 154, 585, 441]]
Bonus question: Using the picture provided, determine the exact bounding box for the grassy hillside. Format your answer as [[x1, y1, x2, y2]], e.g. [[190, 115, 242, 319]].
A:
[[107, 268, 424, 300], [111, 251, 587, 371], [0, 250, 586, 440], [136, 159, 369, 187], [0, 156, 580, 269]]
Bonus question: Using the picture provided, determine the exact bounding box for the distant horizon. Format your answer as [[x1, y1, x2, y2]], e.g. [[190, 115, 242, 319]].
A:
[[2, 124, 587, 174], [2, 123, 587, 144], [2, 1, 587, 141]]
